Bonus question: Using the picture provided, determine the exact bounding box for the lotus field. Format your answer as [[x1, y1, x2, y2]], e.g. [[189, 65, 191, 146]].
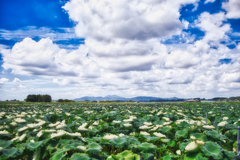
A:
[[0, 102, 240, 160]]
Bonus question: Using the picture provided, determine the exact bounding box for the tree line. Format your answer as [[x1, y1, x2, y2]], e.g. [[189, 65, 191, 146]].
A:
[[25, 94, 52, 102]]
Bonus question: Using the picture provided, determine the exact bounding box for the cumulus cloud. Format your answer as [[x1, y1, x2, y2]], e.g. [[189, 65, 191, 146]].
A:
[[222, 0, 240, 19], [0, 78, 9, 88], [63, 0, 199, 41], [13, 78, 21, 83], [1, 38, 88, 77]]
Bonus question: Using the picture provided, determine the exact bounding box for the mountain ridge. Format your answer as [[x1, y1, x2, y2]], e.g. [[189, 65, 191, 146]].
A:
[[74, 95, 185, 102]]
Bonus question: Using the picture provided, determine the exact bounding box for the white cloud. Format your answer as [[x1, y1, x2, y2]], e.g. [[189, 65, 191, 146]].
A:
[[0, 78, 9, 88], [63, 0, 199, 41], [13, 78, 21, 83], [1, 38, 88, 77], [19, 84, 26, 89], [204, 0, 215, 4], [222, 0, 240, 19]]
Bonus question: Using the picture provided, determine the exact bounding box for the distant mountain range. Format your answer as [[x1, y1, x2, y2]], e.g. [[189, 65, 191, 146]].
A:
[[74, 95, 186, 102]]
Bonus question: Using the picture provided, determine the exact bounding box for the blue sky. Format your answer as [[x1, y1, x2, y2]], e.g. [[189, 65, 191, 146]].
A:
[[0, 0, 240, 100]]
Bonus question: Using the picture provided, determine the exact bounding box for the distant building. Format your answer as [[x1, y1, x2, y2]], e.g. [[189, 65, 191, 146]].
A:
[[185, 99, 201, 102]]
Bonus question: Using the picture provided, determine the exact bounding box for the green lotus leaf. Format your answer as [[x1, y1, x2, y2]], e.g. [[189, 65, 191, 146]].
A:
[[161, 139, 170, 143], [69, 153, 91, 160], [1, 148, 19, 159], [183, 152, 205, 160], [109, 137, 127, 148], [201, 142, 222, 159], [63, 143, 79, 151], [179, 142, 190, 151], [117, 150, 138, 160], [160, 127, 171, 133], [205, 131, 219, 139], [86, 142, 102, 155], [127, 137, 141, 145], [142, 153, 154, 160], [138, 142, 157, 153], [167, 140, 175, 147], [190, 133, 208, 142], [32, 150, 41, 160], [26, 141, 44, 151], [178, 121, 190, 128], [176, 129, 188, 138], [59, 139, 70, 145], [0, 140, 12, 149], [146, 136, 160, 143], [222, 149, 236, 159], [49, 149, 66, 160], [195, 156, 208, 160], [162, 155, 171, 160]]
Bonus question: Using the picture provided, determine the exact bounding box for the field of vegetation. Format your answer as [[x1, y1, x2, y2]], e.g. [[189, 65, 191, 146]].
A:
[[0, 102, 239, 160]]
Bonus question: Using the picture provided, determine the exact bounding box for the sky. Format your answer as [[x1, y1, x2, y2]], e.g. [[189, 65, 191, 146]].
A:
[[0, 0, 240, 101]]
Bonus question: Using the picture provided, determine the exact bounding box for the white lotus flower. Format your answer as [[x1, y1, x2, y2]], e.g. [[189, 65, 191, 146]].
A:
[[27, 123, 38, 128], [0, 130, 9, 135], [49, 121, 60, 127], [129, 116, 137, 120], [157, 111, 162, 116], [16, 114, 25, 118], [112, 120, 121, 123], [15, 118, 26, 123], [203, 125, 215, 129], [123, 123, 132, 127], [35, 119, 43, 122], [217, 121, 228, 127], [138, 125, 150, 130], [93, 121, 99, 126], [143, 122, 152, 126], [19, 133, 27, 141], [196, 140, 205, 145], [18, 126, 29, 132], [56, 123, 66, 129], [44, 129, 56, 133], [119, 133, 125, 137], [37, 131, 43, 137], [140, 131, 150, 136], [103, 134, 119, 140], [130, 132, 136, 136], [176, 150, 181, 155], [37, 121, 45, 126], [80, 123, 88, 128], [153, 132, 166, 138], [190, 136, 196, 140], [30, 139, 35, 143], [196, 121, 203, 126], [185, 141, 198, 152], [123, 118, 133, 122], [11, 137, 19, 141], [162, 117, 170, 121], [65, 113, 70, 116], [77, 146, 86, 151], [78, 127, 88, 131], [67, 132, 81, 137], [163, 122, 172, 125], [150, 126, 159, 131], [223, 117, 228, 120], [51, 130, 66, 139], [88, 126, 94, 130]]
